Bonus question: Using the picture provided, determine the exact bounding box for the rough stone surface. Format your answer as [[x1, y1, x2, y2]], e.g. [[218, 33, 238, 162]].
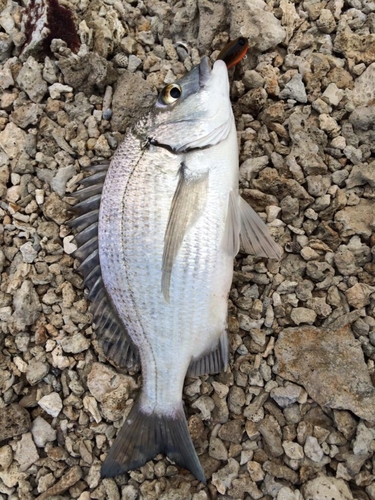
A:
[[0, 404, 31, 442], [302, 476, 354, 500], [275, 325, 375, 422]]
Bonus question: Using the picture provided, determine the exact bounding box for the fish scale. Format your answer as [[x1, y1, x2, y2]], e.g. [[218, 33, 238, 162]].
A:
[[99, 130, 235, 410]]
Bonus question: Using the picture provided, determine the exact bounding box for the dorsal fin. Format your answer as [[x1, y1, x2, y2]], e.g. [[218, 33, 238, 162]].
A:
[[69, 162, 139, 370]]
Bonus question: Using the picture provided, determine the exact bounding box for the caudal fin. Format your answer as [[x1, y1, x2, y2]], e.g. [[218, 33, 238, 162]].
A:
[[101, 400, 206, 484]]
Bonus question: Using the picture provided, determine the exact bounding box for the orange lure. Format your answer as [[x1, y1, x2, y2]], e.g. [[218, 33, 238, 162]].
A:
[[217, 36, 249, 69]]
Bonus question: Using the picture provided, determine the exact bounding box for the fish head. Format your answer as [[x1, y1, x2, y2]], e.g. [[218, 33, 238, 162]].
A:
[[148, 57, 233, 153]]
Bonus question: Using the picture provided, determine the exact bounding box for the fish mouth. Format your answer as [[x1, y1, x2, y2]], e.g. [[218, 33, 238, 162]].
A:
[[199, 56, 212, 87]]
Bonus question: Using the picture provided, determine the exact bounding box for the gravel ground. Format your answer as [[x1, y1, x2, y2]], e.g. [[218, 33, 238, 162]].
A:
[[1, 0, 375, 498]]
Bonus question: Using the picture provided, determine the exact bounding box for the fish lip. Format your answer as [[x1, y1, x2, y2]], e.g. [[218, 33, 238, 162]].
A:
[[199, 56, 212, 87]]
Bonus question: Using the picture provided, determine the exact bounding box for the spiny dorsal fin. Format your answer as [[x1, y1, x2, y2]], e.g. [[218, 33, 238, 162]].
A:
[[69, 162, 139, 370]]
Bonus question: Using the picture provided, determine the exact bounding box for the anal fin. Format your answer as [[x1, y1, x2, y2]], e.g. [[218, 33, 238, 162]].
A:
[[187, 330, 228, 377]]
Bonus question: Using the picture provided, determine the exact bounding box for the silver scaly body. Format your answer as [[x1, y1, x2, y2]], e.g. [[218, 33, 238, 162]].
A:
[[70, 58, 281, 483]]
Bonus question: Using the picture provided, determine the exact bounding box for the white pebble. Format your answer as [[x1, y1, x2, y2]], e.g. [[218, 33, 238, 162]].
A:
[[38, 392, 63, 417]]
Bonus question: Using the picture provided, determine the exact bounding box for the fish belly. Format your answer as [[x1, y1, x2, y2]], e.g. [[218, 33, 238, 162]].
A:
[[99, 127, 238, 414]]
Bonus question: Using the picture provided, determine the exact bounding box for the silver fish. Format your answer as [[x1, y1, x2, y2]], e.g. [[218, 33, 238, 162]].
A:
[[70, 56, 282, 483]]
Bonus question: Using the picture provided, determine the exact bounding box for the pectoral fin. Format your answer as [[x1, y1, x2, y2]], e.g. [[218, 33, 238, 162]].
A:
[[239, 197, 282, 260], [162, 164, 209, 301], [223, 190, 241, 257]]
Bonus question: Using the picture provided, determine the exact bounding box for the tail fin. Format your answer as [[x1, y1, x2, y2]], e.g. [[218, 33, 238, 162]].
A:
[[101, 399, 206, 484]]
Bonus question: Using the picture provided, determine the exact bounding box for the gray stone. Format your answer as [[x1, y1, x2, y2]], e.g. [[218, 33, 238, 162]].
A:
[[304, 435, 324, 462], [14, 433, 39, 472], [346, 162, 375, 189], [229, 0, 286, 52], [16, 56, 47, 103], [38, 392, 63, 417], [20, 241, 38, 263], [31, 416, 56, 447], [12, 280, 42, 331], [0, 122, 27, 160], [87, 363, 138, 421], [270, 384, 304, 407], [349, 105, 375, 131], [26, 361, 49, 385], [353, 422, 374, 454], [275, 325, 375, 422], [258, 415, 283, 457], [209, 436, 228, 461], [279, 74, 307, 103], [51, 164, 76, 197], [282, 441, 304, 460], [290, 307, 317, 325], [335, 200, 375, 238], [211, 458, 240, 495], [60, 333, 90, 354], [302, 476, 353, 500]]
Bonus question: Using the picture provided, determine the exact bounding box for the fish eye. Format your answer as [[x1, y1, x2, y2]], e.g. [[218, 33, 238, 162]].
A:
[[161, 84, 182, 105]]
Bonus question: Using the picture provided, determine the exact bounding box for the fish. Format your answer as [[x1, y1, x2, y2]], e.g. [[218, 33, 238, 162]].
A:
[[217, 36, 249, 69], [70, 56, 282, 484]]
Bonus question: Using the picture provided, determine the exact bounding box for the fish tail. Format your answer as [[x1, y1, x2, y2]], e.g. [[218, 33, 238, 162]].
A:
[[101, 398, 206, 484]]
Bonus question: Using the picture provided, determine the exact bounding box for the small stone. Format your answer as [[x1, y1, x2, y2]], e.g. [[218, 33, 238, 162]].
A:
[[51, 164, 76, 197], [353, 422, 373, 455], [302, 476, 353, 500], [335, 200, 375, 238], [211, 458, 240, 495], [317, 9, 336, 33], [128, 55, 142, 73], [258, 415, 283, 457], [63, 235, 77, 254], [229, 0, 286, 52], [38, 392, 63, 417], [304, 435, 324, 462], [20, 241, 38, 263], [0, 404, 31, 442], [16, 56, 47, 103], [31, 416, 56, 447], [26, 361, 49, 385], [279, 74, 307, 103], [290, 307, 317, 325], [14, 432, 39, 472], [282, 441, 304, 460], [209, 436, 228, 460], [322, 83, 344, 106], [247, 460, 265, 482], [345, 283, 373, 308], [48, 83, 73, 99], [60, 333, 90, 354], [87, 363, 138, 421], [0, 445, 13, 470], [344, 145, 362, 165], [218, 420, 243, 444], [277, 487, 301, 500], [35, 465, 83, 500], [0, 122, 27, 160], [270, 384, 304, 407]]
